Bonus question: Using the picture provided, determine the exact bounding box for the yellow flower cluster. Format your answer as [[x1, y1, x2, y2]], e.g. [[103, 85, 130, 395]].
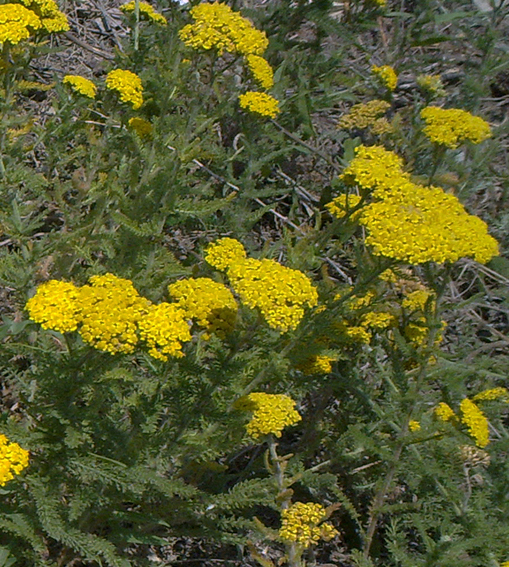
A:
[[338, 99, 391, 132], [205, 237, 247, 271], [417, 74, 446, 97], [128, 116, 153, 138], [408, 420, 421, 432], [206, 238, 317, 332], [0, 4, 41, 44], [120, 1, 167, 26], [238, 91, 280, 118], [19, 0, 69, 33], [179, 2, 268, 56], [168, 277, 237, 337], [235, 392, 301, 439], [279, 502, 337, 548], [106, 69, 143, 110], [340, 145, 498, 264], [137, 303, 191, 361], [326, 194, 363, 221], [421, 106, 491, 148], [434, 402, 456, 423], [246, 54, 274, 89], [473, 387, 509, 402], [297, 354, 336, 375], [26, 280, 80, 333], [0, 434, 29, 486], [63, 75, 97, 99], [77, 274, 152, 355], [459, 398, 489, 448], [371, 64, 398, 91], [360, 182, 499, 264]]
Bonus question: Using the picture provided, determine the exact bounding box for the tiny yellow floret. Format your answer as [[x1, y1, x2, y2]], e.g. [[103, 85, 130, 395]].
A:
[[238, 91, 280, 118], [63, 75, 97, 99], [106, 69, 143, 109]]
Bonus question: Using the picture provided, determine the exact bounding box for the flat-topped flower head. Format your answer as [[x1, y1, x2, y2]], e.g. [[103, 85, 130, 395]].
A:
[[227, 257, 318, 332], [338, 99, 391, 131], [77, 273, 151, 354], [235, 392, 301, 439], [0, 4, 41, 44], [63, 75, 97, 99], [279, 502, 338, 548], [460, 398, 489, 448], [434, 402, 456, 423], [297, 355, 336, 375], [372, 64, 398, 91], [359, 183, 499, 264], [0, 434, 29, 486], [120, 1, 167, 26], [128, 117, 153, 138], [246, 54, 274, 89], [239, 91, 280, 118], [168, 277, 237, 337], [421, 106, 491, 148], [26, 280, 80, 333], [19, 0, 69, 32], [205, 238, 247, 271], [137, 303, 192, 361], [179, 2, 268, 56], [473, 387, 509, 402], [106, 69, 143, 109]]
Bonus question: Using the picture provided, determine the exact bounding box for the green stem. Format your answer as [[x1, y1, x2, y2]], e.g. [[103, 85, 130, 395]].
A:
[[134, 0, 140, 51]]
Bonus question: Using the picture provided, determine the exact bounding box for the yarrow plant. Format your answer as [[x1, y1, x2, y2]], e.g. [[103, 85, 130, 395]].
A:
[[238, 91, 280, 118], [63, 75, 97, 99], [371, 64, 398, 91], [120, 1, 167, 26], [279, 502, 338, 548], [0, 4, 42, 44]]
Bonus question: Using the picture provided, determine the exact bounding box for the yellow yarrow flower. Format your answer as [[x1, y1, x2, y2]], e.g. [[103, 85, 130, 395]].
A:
[[0, 434, 29, 486], [168, 277, 237, 337], [245, 54, 274, 89], [179, 2, 268, 56], [297, 354, 336, 375], [205, 237, 247, 271], [26, 280, 80, 333], [235, 392, 301, 439], [106, 69, 143, 110], [459, 398, 489, 448], [137, 303, 192, 361], [238, 91, 280, 118], [128, 117, 153, 138], [77, 274, 151, 355], [279, 502, 338, 548], [338, 99, 391, 131], [360, 183, 499, 265], [409, 420, 421, 432], [63, 75, 97, 99], [421, 106, 491, 149], [473, 387, 509, 402], [19, 0, 69, 32], [434, 402, 456, 423], [0, 4, 41, 44], [120, 1, 167, 26], [227, 257, 318, 332], [372, 64, 398, 91], [326, 194, 363, 221], [417, 74, 446, 97]]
